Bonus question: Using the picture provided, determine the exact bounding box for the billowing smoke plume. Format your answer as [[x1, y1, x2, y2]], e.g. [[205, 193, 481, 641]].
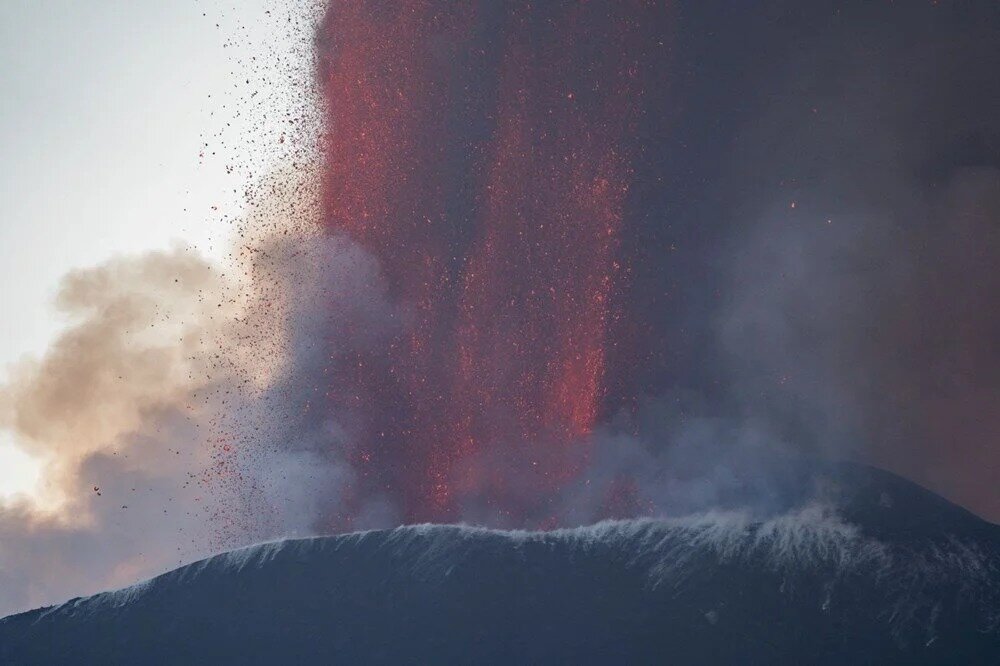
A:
[[710, 5, 1000, 520], [0, 247, 241, 613], [0, 169, 392, 614]]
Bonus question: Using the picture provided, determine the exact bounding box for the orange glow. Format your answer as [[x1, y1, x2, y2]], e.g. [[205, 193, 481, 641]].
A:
[[316, 1, 664, 525]]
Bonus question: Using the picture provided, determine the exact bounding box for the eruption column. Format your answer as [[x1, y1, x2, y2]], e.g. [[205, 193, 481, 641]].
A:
[[452, 4, 644, 520], [317, 1, 659, 525], [317, 2, 481, 524]]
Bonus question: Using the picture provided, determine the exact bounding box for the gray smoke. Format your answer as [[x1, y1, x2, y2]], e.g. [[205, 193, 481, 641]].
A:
[[708, 14, 1000, 519]]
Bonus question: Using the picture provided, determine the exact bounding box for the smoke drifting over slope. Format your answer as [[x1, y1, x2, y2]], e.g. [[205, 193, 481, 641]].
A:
[[714, 6, 1000, 519], [0, 248, 238, 611], [2, 0, 1000, 618]]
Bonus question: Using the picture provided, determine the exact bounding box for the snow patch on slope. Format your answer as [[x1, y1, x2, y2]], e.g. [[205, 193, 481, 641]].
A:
[[27, 503, 995, 639]]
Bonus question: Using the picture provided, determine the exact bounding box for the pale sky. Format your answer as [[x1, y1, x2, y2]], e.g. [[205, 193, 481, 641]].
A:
[[0, 0, 307, 499]]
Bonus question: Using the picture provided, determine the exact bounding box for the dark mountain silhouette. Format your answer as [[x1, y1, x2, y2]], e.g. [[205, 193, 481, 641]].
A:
[[2, 464, 998, 664]]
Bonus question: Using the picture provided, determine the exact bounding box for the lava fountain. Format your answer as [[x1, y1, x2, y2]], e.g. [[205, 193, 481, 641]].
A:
[[316, 1, 666, 526]]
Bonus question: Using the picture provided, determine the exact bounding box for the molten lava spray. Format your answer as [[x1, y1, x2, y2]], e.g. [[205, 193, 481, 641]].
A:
[[316, 1, 665, 525]]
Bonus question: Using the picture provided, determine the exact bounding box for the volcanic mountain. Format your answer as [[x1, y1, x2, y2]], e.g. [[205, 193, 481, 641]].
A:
[[2, 464, 998, 664]]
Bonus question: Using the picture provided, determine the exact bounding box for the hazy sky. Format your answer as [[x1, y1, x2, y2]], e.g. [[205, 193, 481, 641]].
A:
[[0, 0, 301, 498]]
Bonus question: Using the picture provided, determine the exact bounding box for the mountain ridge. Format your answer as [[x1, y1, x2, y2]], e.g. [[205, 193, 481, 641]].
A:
[[3, 464, 999, 664]]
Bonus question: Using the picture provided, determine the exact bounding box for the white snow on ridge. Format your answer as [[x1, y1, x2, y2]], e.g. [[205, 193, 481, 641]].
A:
[[18, 505, 995, 632]]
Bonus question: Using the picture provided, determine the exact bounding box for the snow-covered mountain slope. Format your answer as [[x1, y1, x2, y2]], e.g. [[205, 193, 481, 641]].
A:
[[2, 465, 999, 664]]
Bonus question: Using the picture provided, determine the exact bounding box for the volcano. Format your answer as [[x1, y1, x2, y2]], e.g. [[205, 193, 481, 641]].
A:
[[2, 464, 998, 664]]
